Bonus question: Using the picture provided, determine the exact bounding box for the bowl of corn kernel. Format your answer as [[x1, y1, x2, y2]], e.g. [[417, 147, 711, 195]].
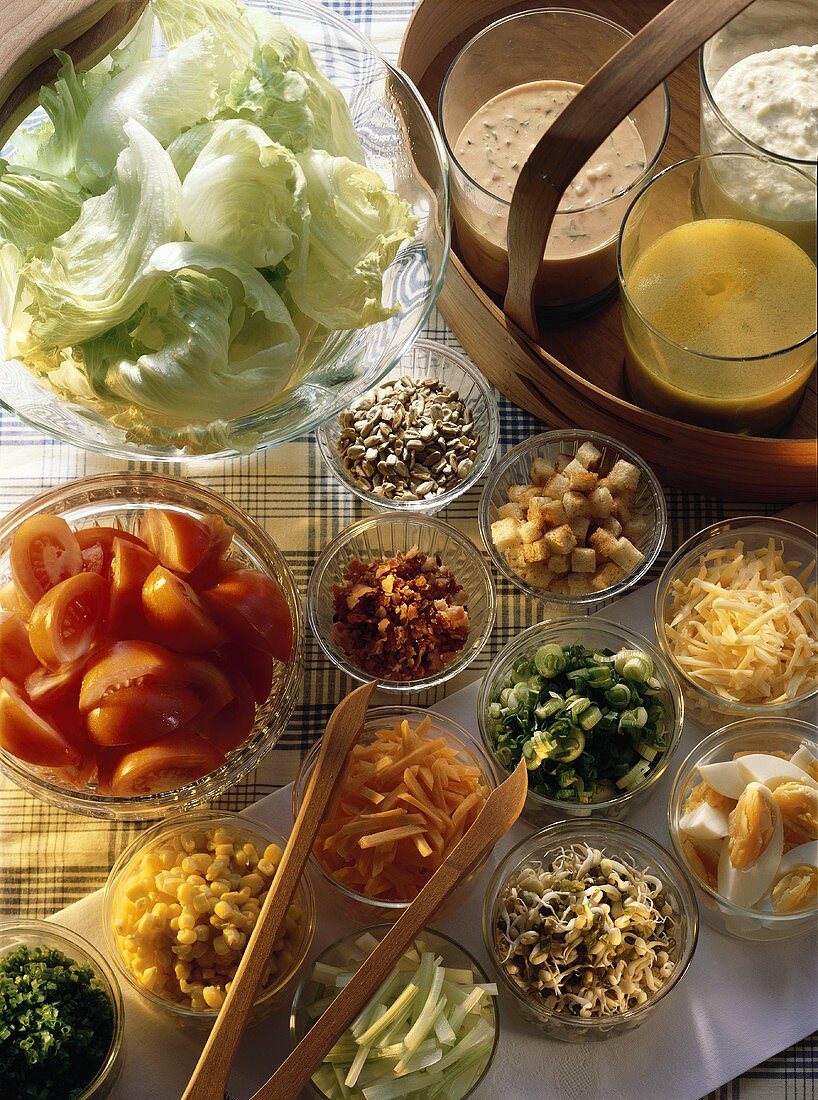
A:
[[102, 810, 315, 1027]]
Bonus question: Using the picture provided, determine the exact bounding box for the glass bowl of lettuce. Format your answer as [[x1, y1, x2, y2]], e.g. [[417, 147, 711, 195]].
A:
[[0, 0, 449, 460]]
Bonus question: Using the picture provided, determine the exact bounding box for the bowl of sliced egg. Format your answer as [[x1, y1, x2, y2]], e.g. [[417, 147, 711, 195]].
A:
[[668, 717, 817, 940]]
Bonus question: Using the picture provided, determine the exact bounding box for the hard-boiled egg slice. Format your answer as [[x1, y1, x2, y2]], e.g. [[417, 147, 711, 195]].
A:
[[735, 753, 817, 791], [756, 841, 818, 912], [698, 759, 745, 799], [680, 800, 730, 841], [790, 745, 818, 777], [717, 788, 784, 908]]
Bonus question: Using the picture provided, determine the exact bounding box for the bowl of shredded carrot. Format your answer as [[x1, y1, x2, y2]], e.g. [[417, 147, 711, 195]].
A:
[[292, 707, 498, 921]]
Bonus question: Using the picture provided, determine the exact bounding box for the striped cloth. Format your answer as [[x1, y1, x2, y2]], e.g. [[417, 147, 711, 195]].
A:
[[0, 1, 814, 1095]]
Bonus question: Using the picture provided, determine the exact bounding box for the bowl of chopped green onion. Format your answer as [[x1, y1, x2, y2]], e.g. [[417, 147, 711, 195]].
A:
[[0, 919, 124, 1099], [290, 925, 499, 1099], [477, 618, 684, 826]]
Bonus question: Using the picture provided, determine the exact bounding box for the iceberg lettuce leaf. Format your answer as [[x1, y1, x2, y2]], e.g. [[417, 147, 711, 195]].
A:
[[10, 52, 92, 182], [0, 161, 83, 253], [151, 0, 255, 57]]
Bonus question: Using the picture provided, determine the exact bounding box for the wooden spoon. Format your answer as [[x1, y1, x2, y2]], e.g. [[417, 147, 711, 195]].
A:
[[182, 679, 378, 1100], [0, 0, 149, 149], [247, 757, 529, 1100]]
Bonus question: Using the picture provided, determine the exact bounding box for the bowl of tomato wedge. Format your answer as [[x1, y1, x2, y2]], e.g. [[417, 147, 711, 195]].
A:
[[0, 473, 303, 818]]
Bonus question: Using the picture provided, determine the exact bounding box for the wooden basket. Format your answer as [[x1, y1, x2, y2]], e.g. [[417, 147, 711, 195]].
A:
[[398, 0, 817, 501]]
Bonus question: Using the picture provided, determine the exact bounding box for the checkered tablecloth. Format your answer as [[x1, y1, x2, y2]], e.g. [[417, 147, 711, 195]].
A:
[[0, 2, 814, 1096]]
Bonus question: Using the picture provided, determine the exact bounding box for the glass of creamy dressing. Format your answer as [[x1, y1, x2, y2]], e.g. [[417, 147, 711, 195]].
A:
[[618, 154, 817, 436], [438, 10, 670, 320], [700, 0, 817, 258]]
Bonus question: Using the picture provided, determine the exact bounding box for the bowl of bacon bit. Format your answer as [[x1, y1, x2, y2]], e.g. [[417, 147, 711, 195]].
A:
[[307, 514, 495, 691]]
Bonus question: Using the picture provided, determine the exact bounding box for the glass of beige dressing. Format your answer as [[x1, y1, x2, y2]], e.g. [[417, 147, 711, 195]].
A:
[[617, 153, 817, 435], [700, 0, 817, 258], [438, 9, 670, 320]]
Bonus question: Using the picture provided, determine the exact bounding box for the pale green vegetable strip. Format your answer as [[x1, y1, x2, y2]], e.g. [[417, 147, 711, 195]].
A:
[[433, 1009, 456, 1046], [448, 988, 486, 1037], [435, 1017, 495, 1074], [362, 1068, 445, 1100], [344, 1042, 372, 1089], [403, 968, 445, 1052], [356, 983, 418, 1048]]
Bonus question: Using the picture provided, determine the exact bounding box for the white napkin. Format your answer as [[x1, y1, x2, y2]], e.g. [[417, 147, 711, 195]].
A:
[[52, 577, 818, 1100]]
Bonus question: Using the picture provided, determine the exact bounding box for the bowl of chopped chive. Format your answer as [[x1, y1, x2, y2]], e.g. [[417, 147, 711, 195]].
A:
[[482, 821, 698, 1040], [477, 618, 684, 826], [0, 919, 124, 1099]]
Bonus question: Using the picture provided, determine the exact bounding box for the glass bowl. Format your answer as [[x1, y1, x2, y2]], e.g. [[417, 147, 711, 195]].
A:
[[290, 924, 499, 1098], [102, 810, 316, 1028], [307, 514, 496, 692], [654, 517, 818, 724], [668, 717, 818, 941], [482, 820, 698, 1041], [438, 8, 669, 320], [0, 473, 304, 819], [477, 618, 684, 827], [0, 0, 449, 462], [316, 339, 500, 515], [0, 918, 124, 1097], [478, 429, 666, 608], [292, 706, 498, 922]]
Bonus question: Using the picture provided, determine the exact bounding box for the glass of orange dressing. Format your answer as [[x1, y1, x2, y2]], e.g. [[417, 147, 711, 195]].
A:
[[438, 9, 670, 320], [618, 153, 817, 435]]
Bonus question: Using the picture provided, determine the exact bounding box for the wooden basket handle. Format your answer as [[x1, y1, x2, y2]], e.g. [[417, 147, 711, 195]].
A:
[[503, 0, 756, 338]]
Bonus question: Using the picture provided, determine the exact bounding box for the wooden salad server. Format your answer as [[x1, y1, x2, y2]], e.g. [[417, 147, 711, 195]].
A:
[[503, 0, 758, 341], [0, 0, 149, 147], [246, 757, 529, 1100], [182, 679, 378, 1100]]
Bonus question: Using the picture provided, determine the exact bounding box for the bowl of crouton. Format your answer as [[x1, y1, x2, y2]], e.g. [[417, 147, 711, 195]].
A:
[[478, 430, 666, 606]]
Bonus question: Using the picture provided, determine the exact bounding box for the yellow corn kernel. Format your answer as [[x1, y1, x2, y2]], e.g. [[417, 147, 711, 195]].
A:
[[192, 892, 213, 915], [240, 873, 264, 895], [203, 985, 225, 1009], [180, 832, 196, 854], [223, 927, 245, 951], [182, 854, 211, 875], [212, 936, 230, 956], [209, 879, 229, 898], [174, 961, 191, 982], [263, 844, 282, 865], [177, 928, 197, 946]]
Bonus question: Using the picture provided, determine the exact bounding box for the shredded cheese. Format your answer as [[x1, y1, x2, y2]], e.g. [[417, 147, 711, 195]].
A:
[[665, 539, 818, 704]]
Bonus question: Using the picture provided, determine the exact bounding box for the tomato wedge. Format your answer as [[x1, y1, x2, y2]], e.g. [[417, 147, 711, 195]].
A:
[[80, 543, 105, 575], [109, 538, 159, 638], [219, 641, 275, 704], [0, 677, 81, 767], [76, 526, 147, 574], [139, 510, 213, 575], [10, 515, 82, 613], [0, 613, 38, 684], [142, 566, 228, 653], [102, 732, 224, 796], [182, 657, 234, 719], [197, 665, 256, 755], [86, 684, 202, 746], [0, 582, 21, 615], [203, 570, 293, 662], [27, 572, 108, 671], [79, 640, 182, 712], [25, 653, 89, 706]]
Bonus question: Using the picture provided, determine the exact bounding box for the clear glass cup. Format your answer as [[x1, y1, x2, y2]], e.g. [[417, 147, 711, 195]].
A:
[[0, 919, 125, 1097], [292, 706, 498, 922], [478, 428, 666, 608], [306, 513, 496, 692], [618, 153, 817, 435], [438, 9, 669, 319], [482, 821, 698, 1040], [103, 810, 316, 1028], [700, 0, 817, 258], [290, 924, 500, 1098], [477, 618, 684, 827], [668, 717, 818, 941], [654, 516, 818, 724], [316, 339, 500, 515], [0, 473, 304, 819]]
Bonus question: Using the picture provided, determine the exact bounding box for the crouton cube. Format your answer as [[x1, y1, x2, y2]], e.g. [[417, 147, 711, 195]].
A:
[[549, 554, 570, 575], [549, 577, 571, 594], [613, 491, 636, 524], [575, 441, 602, 470], [589, 528, 619, 562], [561, 491, 587, 520], [545, 473, 571, 498], [520, 563, 555, 589], [600, 515, 623, 537], [527, 496, 552, 525], [569, 516, 590, 542], [587, 486, 614, 519], [554, 452, 574, 473], [505, 546, 526, 571], [523, 538, 550, 564], [590, 561, 626, 592], [623, 516, 648, 542], [567, 467, 599, 493], [508, 483, 538, 505], [610, 537, 644, 573], [491, 517, 521, 552], [498, 501, 527, 523], [605, 459, 641, 492], [531, 456, 555, 485], [518, 519, 542, 545], [567, 573, 592, 595], [543, 523, 577, 556], [537, 499, 567, 528], [571, 547, 597, 573]]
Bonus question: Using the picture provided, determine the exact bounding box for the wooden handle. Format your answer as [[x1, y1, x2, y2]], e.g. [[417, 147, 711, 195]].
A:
[[182, 681, 377, 1100], [503, 0, 757, 338], [249, 760, 529, 1100]]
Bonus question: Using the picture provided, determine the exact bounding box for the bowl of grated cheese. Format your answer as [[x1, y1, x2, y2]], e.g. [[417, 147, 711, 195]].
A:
[[654, 517, 818, 723]]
